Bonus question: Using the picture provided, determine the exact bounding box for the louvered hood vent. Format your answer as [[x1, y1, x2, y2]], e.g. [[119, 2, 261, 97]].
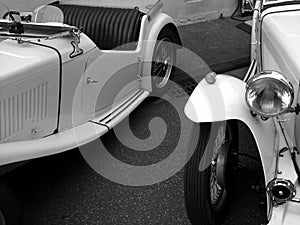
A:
[[0, 83, 49, 142]]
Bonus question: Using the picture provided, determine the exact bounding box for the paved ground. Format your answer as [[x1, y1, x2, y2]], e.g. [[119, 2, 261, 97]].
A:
[[178, 17, 251, 74], [1, 18, 265, 225]]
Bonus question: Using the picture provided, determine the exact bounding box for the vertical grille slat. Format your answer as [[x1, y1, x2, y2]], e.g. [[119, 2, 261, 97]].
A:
[[0, 83, 48, 142], [12, 96, 16, 135], [37, 85, 40, 122], [25, 90, 28, 121], [8, 98, 11, 137], [44, 83, 48, 119], [17, 94, 20, 133], [21, 92, 25, 131], [29, 89, 33, 120], [41, 84, 44, 121], [0, 102, 3, 140]]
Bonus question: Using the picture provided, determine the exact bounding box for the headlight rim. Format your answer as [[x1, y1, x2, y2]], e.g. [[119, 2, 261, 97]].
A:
[[245, 70, 294, 118]]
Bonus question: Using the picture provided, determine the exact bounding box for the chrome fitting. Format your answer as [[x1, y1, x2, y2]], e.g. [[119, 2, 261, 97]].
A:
[[267, 178, 296, 205], [205, 72, 217, 84]]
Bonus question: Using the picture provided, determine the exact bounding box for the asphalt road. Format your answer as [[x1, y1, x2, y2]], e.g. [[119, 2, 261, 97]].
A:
[[2, 66, 267, 225]]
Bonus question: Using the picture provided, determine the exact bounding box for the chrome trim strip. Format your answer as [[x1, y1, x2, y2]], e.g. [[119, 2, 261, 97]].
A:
[[98, 90, 143, 123], [100, 91, 144, 125], [243, 59, 257, 82]]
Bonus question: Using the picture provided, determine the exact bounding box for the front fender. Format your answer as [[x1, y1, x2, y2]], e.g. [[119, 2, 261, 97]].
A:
[[185, 75, 277, 183], [185, 75, 250, 123]]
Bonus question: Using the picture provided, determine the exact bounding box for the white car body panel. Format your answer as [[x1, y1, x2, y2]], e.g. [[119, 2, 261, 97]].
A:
[[0, 38, 61, 143], [0, 114, 108, 166], [261, 5, 300, 224], [0, 66, 60, 142], [261, 8, 300, 144], [184, 75, 277, 183], [0, 89, 149, 166], [0, 38, 58, 88], [83, 50, 140, 113], [0, 2, 180, 166], [269, 192, 300, 225]]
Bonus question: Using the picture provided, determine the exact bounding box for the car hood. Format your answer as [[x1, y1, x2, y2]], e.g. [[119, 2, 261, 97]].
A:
[[261, 9, 300, 80], [59, 0, 159, 13], [0, 39, 58, 88]]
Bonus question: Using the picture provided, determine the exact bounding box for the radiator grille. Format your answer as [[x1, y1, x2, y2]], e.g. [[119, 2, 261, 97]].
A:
[[0, 82, 48, 141]]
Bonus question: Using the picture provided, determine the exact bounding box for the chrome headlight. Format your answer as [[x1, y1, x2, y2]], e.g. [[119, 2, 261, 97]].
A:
[[245, 71, 294, 117]]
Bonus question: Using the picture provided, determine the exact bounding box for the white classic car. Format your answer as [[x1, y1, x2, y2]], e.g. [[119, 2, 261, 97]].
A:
[[184, 0, 300, 224], [0, 1, 181, 224]]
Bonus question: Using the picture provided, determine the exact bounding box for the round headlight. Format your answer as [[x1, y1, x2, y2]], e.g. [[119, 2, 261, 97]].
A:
[[245, 71, 294, 117]]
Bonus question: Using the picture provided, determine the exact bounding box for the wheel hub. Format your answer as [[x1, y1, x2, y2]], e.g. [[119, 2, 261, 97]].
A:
[[152, 37, 174, 89]]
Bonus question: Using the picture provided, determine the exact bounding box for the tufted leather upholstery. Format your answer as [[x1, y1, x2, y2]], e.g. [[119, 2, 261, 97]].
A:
[[53, 4, 144, 50]]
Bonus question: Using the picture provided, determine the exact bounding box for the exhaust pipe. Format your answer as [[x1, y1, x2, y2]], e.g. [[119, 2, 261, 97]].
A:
[[267, 178, 296, 205]]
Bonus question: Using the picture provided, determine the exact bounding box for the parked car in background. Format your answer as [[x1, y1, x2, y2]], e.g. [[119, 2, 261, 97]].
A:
[[0, 1, 181, 224], [184, 0, 300, 224]]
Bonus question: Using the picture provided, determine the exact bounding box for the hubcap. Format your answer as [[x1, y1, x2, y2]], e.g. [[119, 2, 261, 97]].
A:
[[152, 37, 174, 89]]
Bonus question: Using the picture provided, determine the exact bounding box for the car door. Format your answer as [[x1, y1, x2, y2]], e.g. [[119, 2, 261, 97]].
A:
[[82, 49, 141, 114]]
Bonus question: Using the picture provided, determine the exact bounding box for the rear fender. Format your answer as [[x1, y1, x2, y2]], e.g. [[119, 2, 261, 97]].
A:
[[140, 13, 181, 91], [184, 75, 277, 183]]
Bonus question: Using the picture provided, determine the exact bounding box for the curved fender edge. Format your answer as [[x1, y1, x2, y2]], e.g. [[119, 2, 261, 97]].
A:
[[140, 13, 181, 92], [185, 75, 277, 183]]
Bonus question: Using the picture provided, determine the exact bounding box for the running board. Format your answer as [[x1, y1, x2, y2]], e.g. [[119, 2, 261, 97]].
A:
[[90, 90, 149, 129]]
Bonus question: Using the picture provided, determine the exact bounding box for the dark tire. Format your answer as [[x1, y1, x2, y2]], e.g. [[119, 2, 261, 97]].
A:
[[184, 121, 239, 225], [0, 183, 21, 225], [151, 28, 177, 96]]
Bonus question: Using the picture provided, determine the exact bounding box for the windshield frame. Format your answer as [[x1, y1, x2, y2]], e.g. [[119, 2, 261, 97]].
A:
[[0, 20, 77, 40]]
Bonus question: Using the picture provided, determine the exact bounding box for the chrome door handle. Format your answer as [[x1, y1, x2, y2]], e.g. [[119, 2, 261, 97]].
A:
[[87, 77, 99, 84]]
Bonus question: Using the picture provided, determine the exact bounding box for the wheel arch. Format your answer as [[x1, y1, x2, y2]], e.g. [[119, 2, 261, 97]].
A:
[[140, 13, 181, 91], [184, 75, 278, 184], [162, 23, 182, 47]]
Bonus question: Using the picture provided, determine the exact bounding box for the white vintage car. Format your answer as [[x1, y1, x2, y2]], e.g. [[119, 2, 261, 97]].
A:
[[184, 0, 300, 224], [0, 1, 181, 224]]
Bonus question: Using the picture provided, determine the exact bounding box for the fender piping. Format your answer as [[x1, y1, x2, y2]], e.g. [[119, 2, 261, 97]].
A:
[[89, 120, 110, 131]]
